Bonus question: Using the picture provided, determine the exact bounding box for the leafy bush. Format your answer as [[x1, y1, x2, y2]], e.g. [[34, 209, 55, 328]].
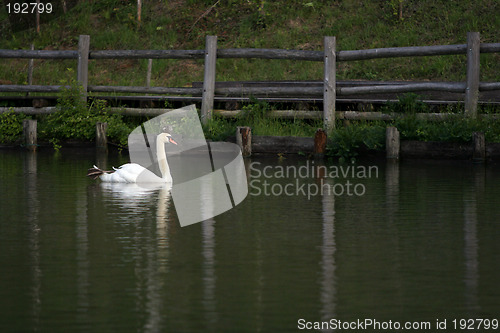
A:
[[0, 110, 29, 143], [203, 114, 235, 141], [39, 82, 133, 148], [382, 93, 430, 114], [393, 115, 500, 143], [327, 122, 386, 162], [203, 100, 320, 140]]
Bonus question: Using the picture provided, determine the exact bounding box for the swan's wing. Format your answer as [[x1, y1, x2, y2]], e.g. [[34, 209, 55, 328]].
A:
[[98, 163, 140, 183], [120, 163, 164, 183]]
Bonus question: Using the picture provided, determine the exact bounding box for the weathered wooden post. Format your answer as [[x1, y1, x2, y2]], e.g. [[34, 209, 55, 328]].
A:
[[77, 35, 90, 103], [236, 126, 251, 157], [146, 58, 153, 88], [137, 0, 142, 28], [23, 119, 37, 152], [386, 126, 400, 159], [201, 35, 217, 125], [35, 0, 40, 33], [96, 122, 108, 151], [465, 32, 480, 118], [323, 36, 336, 131], [27, 44, 34, 96], [472, 132, 485, 162], [314, 128, 327, 158]]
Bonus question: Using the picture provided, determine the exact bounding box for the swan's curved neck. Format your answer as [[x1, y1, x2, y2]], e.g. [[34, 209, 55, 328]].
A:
[[156, 137, 171, 180]]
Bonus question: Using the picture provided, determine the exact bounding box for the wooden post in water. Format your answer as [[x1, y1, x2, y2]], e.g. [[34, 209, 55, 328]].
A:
[[465, 32, 480, 118], [77, 35, 90, 103], [386, 126, 400, 159], [23, 119, 37, 152], [96, 122, 108, 152], [472, 132, 485, 162], [323, 36, 336, 131], [201, 35, 217, 125], [314, 128, 327, 158], [236, 126, 252, 157]]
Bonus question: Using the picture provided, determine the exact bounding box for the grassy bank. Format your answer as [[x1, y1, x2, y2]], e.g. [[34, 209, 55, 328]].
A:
[[1, 1, 499, 159], [1, 89, 499, 161], [1, 0, 499, 88]]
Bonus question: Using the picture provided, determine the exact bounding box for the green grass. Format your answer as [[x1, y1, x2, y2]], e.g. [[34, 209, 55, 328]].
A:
[[1, 0, 499, 157], [1, 92, 499, 163], [204, 100, 322, 141], [0, 0, 498, 88], [324, 99, 500, 161]]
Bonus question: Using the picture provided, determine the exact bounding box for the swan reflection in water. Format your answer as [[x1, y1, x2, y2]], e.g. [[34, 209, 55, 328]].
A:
[[98, 182, 173, 333], [99, 182, 173, 224]]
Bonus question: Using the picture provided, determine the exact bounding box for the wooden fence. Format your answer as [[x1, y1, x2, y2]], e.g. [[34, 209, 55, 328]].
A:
[[1, 33, 499, 129]]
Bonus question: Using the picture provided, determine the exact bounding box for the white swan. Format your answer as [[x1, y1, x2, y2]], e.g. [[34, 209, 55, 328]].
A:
[[87, 133, 177, 183]]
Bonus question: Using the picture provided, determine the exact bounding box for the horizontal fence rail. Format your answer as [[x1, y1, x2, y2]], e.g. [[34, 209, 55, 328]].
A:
[[2, 43, 499, 60], [0, 49, 78, 59], [89, 49, 205, 59], [1, 32, 499, 128], [0, 84, 70, 93], [1, 81, 496, 96], [87, 86, 202, 95], [4, 106, 499, 121]]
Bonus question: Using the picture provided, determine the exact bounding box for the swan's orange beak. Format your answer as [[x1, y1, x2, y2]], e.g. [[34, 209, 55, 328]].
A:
[[169, 138, 178, 145]]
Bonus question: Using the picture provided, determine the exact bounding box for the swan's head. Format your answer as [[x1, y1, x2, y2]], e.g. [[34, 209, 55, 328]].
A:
[[157, 132, 178, 145]]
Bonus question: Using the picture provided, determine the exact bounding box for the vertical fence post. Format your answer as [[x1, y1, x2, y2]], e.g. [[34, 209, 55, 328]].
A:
[[137, 0, 142, 28], [386, 126, 400, 159], [472, 132, 485, 162], [146, 58, 153, 88], [314, 128, 327, 158], [35, 0, 40, 33], [77, 35, 90, 104], [465, 32, 480, 118], [323, 36, 336, 131], [27, 43, 34, 96], [96, 122, 108, 152], [236, 126, 252, 157], [23, 119, 37, 152], [201, 35, 217, 125]]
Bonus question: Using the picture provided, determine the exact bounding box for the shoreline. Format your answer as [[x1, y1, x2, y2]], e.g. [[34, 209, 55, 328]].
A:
[[2, 136, 500, 161]]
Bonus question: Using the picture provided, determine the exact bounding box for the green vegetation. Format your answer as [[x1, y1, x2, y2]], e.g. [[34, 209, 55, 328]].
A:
[[0, 0, 499, 160], [1, 92, 499, 162], [39, 82, 133, 147], [393, 113, 500, 143], [0, 81, 136, 148], [204, 100, 321, 141], [327, 121, 386, 162], [0, 0, 498, 86], [325, 97, 500, 161], [0, 109, 29, 143]]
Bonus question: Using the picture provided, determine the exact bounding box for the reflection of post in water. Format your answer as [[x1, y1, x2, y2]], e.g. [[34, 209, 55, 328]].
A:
[[384, 160, 403, 302], [385, 159, 399, 215], [463, 164, 483, 313], [243, 157, 252, 185], [316, 160, 336, 329], [156, 186, 171, 273], [202, 219, 217, 328], [25, 152, 41, 327], [95, 149, 108, 173], [144, 185, 172, 332], [76, 183, 89, 324]]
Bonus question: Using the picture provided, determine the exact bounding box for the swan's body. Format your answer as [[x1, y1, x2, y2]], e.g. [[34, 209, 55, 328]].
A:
[[87, 132, 177, 183], [97, 163, 165, 183]]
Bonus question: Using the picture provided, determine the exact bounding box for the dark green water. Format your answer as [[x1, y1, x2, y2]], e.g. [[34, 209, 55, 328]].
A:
[[0, 149, 499, 332]]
